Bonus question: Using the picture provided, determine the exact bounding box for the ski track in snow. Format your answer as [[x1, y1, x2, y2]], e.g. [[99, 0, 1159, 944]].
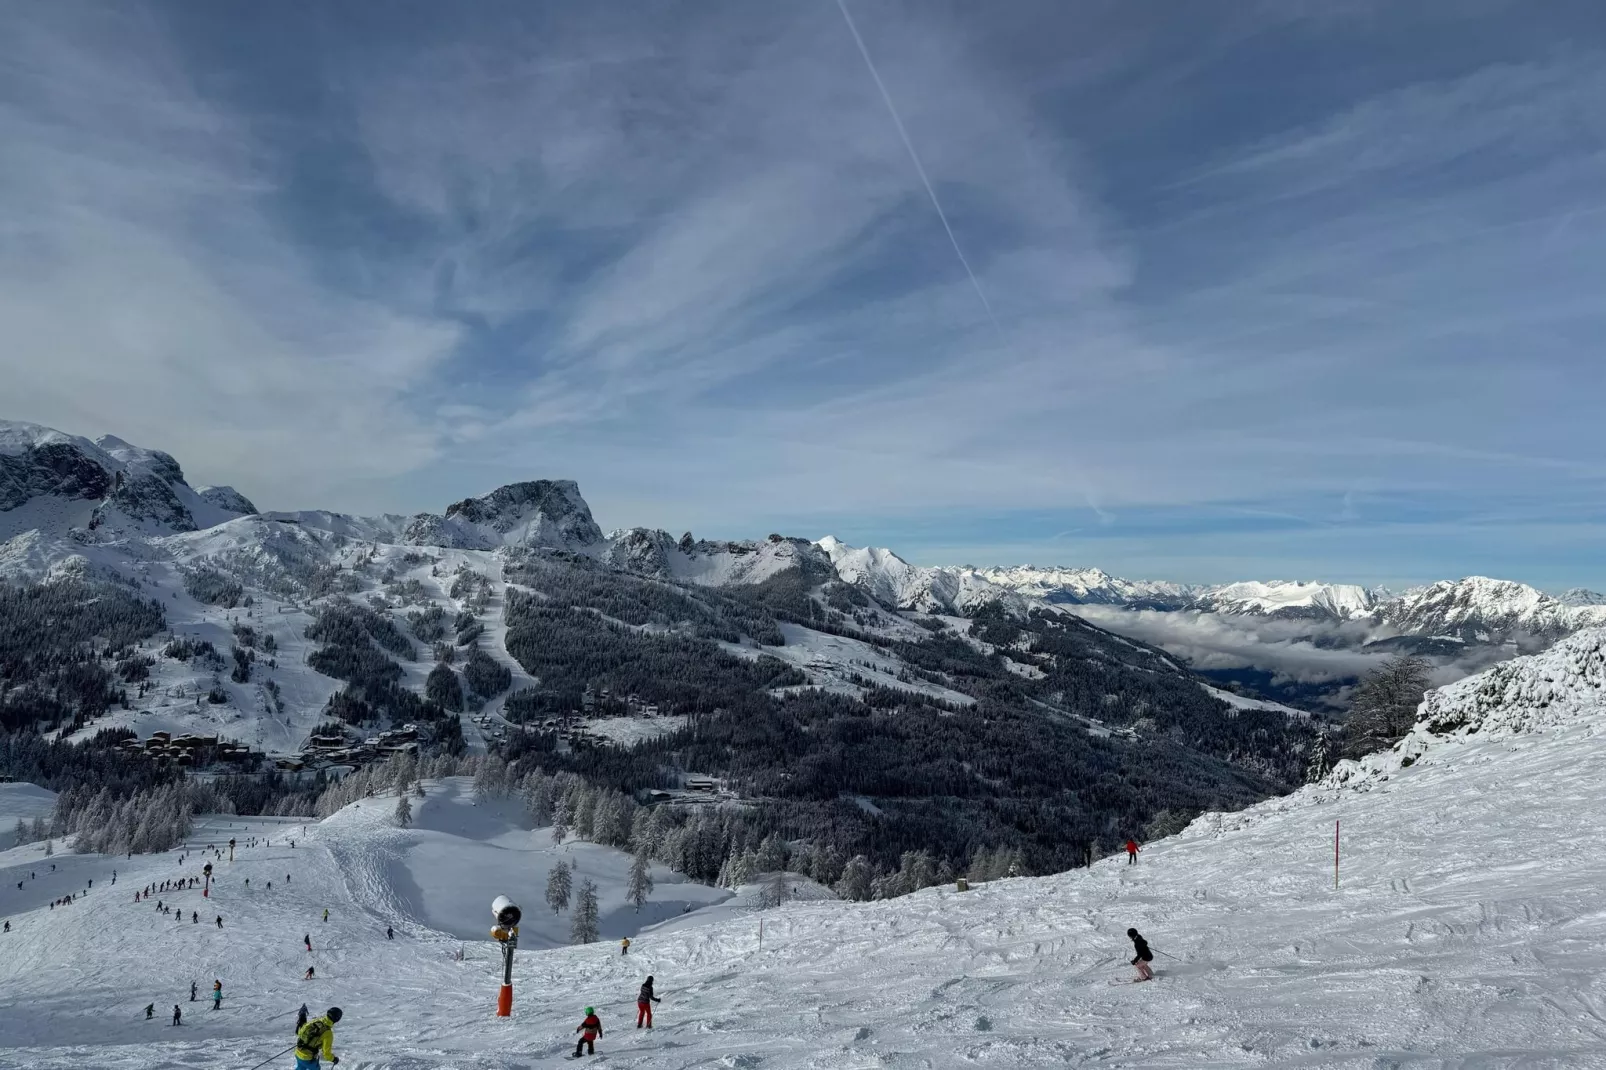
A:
[[7, 713, 1606, 1067]]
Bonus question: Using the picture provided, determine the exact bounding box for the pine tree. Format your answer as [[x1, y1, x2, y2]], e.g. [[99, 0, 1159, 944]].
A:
[[12, 818, 27, 846], [571, 879, 600, 943], [395, 792, 413, 828], [414, 779, 426, 799], [551, 797, 570, 845], [627, 848, 654, 913], [545, 860, 572, 914], [44, 838, 53, 857]]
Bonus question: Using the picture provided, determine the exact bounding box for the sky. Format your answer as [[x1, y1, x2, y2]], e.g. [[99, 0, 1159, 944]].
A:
[[3, 1, 1604, 590]]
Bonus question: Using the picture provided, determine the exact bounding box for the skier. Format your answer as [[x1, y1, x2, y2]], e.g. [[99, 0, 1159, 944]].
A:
[[190, 981, 197, 1002], [216, 915, 224, 929], [386, 925, 393, 940], [192, 911, 198, 923], [212, 980, 223, 1009], [1127, 928, 1155, 981], [620, 936, 630, 956], [636, 976, 660, 1029], [305, 933, 312, 952], [3, 921, 8, 933], [296, 1003, 310, 1029], [322, 908, 329, 923], [305, 966, 316, 980], [145, 1003, 155, 1020], [293, 1006, 341, 1069], [1125, 839, 1140, 865], [172, 1004, 182, 1026], [573, 1007, 603, 1057]]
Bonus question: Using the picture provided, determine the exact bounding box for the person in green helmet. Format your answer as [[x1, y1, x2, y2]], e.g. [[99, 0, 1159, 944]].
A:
[[574, 1006, 603, 1056]]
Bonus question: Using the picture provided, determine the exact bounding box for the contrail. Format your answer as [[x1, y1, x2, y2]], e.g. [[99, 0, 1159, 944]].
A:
[[834, 0, 998, 329]]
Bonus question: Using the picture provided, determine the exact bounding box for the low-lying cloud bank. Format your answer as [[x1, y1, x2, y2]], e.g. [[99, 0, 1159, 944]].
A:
[[1067, 605, 1510, 695]]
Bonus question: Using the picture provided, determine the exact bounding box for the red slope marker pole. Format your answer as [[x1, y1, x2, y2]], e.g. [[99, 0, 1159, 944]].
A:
[[1333, 819, 1340, 890]]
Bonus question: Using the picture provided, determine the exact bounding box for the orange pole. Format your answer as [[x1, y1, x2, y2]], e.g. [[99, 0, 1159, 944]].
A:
[[497, 984, 513, 1017]]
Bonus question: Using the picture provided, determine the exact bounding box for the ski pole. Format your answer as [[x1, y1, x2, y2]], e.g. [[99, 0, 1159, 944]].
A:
[[244, 1044, 294, 1070], [1152, 947, 1182, 961]]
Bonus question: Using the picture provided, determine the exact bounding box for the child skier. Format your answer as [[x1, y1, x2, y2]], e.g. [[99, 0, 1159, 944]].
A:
[[574, 1007, 603, 1056], [1127, 928, 1155, 981], [636, 976, 661, 1028]]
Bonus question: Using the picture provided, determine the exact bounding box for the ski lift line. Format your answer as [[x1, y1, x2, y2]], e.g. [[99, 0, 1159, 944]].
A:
[[832, 0, 999, 332]]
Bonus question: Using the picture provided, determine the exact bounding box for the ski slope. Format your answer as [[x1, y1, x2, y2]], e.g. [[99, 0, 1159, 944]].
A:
[[7, 642, 1606, 1068]]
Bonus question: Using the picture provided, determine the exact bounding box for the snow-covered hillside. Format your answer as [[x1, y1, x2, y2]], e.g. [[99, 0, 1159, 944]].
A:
[[7, 638, 1606, 1068]]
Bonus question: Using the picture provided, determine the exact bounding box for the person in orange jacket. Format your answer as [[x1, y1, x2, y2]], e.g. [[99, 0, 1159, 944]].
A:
[[574, 1007, 603, 1056]]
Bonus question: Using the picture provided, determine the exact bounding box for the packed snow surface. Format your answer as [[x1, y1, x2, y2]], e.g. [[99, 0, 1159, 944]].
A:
[[0, 782, 57, 850], [8, 635, 1606, 1067]]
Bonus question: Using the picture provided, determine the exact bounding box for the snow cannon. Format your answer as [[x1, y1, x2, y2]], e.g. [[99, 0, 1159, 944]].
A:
[[490, 896, 521, 1017]]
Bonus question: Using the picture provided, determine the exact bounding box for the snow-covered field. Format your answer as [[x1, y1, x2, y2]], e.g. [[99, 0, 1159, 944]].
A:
[[0, 782, 56, 851], [7, 632, 1606, 1068]]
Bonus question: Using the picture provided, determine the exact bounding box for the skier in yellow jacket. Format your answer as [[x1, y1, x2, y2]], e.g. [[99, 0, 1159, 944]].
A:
[[294, 1006, 341, 1068]]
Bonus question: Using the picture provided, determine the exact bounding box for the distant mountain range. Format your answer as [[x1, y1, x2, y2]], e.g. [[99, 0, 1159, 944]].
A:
[[4, 417, 1602, 716]]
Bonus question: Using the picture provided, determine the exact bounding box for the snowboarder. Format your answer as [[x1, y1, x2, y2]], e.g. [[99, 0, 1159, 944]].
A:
[[190, 981, 197, 1002], [1127, 928, 1155, 981], [293, 1006, 341, 1069], [172, 1004, 182, 1026], [296, 1003, 309, 1030], [212, 980, 223, 1008], [145, 1003, 155, 1020], [636, 976, 660, 1028], [386, 925, 393, 940], [1125, 839, 1140, 864], [620, 936, 630, 956], [574, 1007, 603, 1057]]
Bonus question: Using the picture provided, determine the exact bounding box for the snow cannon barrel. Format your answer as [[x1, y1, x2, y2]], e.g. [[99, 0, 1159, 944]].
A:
[[492, 896, 521, 930]]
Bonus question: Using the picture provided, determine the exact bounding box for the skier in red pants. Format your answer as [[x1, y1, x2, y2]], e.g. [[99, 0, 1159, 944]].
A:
[[1125, 839, 1140, 865], [636, 976, 660, 1028]]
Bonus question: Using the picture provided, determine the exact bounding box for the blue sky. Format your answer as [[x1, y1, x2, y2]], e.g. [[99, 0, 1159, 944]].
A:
[[3, 1, 1604, 589]]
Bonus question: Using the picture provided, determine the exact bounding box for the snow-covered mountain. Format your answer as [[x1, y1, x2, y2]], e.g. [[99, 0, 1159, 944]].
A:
[[8, 629, 1606, 1067], [972, 564, 1197, 608], [0, 420, 256, 543], [1374, 576, 1606, 644], [1188, 579, 1377, 620], [401, 479, 604, 551], [816, 536, 1018, 614]]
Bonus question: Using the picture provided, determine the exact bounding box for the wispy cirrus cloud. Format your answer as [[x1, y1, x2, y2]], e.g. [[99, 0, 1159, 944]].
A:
[[2, 2, 1603, 587]]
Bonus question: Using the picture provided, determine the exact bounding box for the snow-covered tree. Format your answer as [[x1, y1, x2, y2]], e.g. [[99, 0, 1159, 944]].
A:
[[570, 879, 600, 943], [834, 855, 873, 901], [627, 848, 654, 912], [551, 797, 570, 845], [754, 833, 787, 874], [395, 792, 413, 828], [44, 838, 53, 857], [545, 860, 572, 914]]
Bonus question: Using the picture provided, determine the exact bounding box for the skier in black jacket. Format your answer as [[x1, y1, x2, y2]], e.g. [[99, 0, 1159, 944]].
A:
[[636, 976, 661, 1028], [1127, 928, 1154, 981]]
